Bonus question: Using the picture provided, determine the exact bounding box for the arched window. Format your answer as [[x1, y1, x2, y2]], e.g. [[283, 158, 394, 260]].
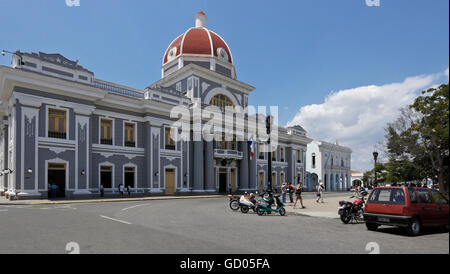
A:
[[209, 94, 234, 109]]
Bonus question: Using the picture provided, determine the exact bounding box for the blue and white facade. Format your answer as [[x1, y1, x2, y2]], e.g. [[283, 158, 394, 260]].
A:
[[0, 13, 320, 200], [306, 140, 352, 192]]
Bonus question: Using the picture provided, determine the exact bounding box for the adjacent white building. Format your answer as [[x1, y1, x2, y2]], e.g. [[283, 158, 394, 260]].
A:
[[306, 140, 352, 192]]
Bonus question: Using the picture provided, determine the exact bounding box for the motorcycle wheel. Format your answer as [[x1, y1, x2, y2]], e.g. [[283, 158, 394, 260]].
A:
[[256, 207, 265, 216], [229, 200, 240, 211], [240, 205, 249, 214], [340, 212, 352, 224], [279, 208, 286, 216]]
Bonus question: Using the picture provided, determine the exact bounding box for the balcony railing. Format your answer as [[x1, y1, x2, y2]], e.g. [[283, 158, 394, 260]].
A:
[[165, 144, 176, 151], [101, 139, 113, 145], [214, 149, 243, 159], [48, 131, 67, 139], [125, 141, 136, 147]]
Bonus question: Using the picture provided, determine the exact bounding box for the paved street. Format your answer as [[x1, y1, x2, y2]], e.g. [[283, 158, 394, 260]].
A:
[[0, 197, 448, 254]]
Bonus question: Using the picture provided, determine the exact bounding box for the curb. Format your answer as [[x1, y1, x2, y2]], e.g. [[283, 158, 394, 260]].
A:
[[285, 210, 339, 219], [1, 195, 228, 206]]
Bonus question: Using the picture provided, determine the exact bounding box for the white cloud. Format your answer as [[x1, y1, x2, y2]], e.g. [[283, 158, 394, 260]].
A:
[[286, 68, 449, 172]]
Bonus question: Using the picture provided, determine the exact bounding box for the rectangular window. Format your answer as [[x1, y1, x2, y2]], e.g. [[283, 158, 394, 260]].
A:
[[231, 136, 237, 151], [100, 119, 113, 145], [297, 150, 301, 163], [259, 143, 265, 160], [408, 188, 418, 203], [48, 108, 67, 139], [431, 190, 449, 205], [124, 123, 136, 147], [368, 188, 406, 205], [165, 127, 176, 150], [280, 147, 285, 162], [272, 148, 276, 161], [417, 189, 432, 204]]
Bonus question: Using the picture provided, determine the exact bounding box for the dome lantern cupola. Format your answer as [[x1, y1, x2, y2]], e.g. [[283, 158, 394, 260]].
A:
[[162, 12, 236, 79], [195, 11, 207, 28]]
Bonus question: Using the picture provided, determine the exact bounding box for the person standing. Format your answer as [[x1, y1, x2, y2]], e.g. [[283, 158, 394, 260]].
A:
[[316, 182, 325, 203], [51, 183, 58, 199], [100, 184, 104, 198], [293, 182, 305, 209], [288, 182, 294, 203], [281, 183, 287, 204]]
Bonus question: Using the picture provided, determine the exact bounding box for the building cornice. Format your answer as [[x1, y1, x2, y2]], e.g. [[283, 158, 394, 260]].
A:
[[152, 63, 255, 94]]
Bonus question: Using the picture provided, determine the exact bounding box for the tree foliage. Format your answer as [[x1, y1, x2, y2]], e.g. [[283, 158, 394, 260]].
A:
[[383, 84, 449, 194]]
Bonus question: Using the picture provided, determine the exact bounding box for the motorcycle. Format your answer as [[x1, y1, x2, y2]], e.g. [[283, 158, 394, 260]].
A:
[[239, 192, 262, 213], [228, 194, 240, 211], [338, 191, 368, 224], [255, 193, 286, 216]]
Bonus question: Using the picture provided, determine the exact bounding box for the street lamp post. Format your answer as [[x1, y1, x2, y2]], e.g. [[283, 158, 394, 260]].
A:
[[373, 151, 379, 188], [266, 115, 273, 192]]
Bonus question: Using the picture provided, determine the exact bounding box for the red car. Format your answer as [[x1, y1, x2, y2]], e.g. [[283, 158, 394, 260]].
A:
[[364, 186, 449, 236]]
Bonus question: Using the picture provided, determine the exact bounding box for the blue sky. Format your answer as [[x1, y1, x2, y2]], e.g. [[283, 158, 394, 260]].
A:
[[0, 0, 448, 171]]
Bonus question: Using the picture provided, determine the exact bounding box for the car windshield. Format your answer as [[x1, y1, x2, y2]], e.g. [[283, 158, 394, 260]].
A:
[[368, 188, 406, 205]]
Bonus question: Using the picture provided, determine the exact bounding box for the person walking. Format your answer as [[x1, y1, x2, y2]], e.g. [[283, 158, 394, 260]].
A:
[[126, 185, 132, 196], [287, 182, 294, 203], [100, 184, 104, 198], [316, 182, 325, 203], [293, 182, 305, 209], [281, 183, 287, 204], [119, 184, 124, 198]]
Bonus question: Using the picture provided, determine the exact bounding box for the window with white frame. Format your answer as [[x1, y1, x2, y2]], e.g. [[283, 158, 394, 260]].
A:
[[124, 122, 136, 147], [48, 108, 67, 139], [100, 118, 113, 145], [165, 126, 176, 150]]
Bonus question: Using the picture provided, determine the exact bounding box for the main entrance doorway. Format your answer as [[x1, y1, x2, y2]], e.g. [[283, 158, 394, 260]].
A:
[[218, 168, 228, 193], [259, 172, 264, 192], [48, 163, 66, 198], [124, 167, 135, 189], [165, 168, 175, 195]]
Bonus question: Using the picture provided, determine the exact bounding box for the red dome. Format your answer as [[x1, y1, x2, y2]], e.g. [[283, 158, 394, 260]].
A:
[[163, 27, 233, 65]]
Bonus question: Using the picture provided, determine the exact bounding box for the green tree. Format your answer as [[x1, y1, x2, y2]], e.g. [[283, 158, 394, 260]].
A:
[[384, 84, 449, 194], [410, 84, 449, 193]]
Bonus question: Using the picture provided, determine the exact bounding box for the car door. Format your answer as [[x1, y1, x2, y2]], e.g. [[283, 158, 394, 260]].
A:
[[407, 188, 422, 216], [416, 189, 437, 226], [431, 190, 449, 226]]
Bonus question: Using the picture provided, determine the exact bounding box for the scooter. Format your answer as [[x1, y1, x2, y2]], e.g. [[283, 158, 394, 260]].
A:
[[338, 191, 368, 224], [255, 194, 286, 216], [239, 193, 258, 213]]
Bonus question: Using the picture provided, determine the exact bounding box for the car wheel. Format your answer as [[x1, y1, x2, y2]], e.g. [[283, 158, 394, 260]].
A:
[[366, 222, 379, 231], [407, 218, 421, 236]]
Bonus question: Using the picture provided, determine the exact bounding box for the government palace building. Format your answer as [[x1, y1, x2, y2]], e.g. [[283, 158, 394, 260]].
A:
[[0, 12, 352, 200]]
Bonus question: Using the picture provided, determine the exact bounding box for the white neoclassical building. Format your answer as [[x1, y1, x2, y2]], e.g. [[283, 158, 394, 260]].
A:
[[306, 140, 352, 192]]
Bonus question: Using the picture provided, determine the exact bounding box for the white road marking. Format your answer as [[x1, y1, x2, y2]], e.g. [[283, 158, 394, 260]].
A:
[[100, 215, 132, 225], [121, 203, 151, 211], [0, 209, 8, 212]]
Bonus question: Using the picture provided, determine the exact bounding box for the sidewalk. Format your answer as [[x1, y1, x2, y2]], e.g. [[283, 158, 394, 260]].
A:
[[284, 193, 357, 219], [0, 194, 228, 206]]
